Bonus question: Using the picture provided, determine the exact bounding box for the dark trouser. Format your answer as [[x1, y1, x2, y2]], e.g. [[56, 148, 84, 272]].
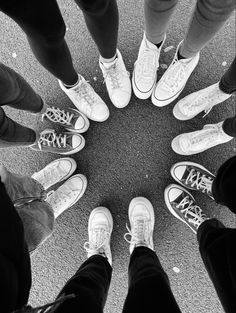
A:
[[221, 57, 236, 137], [0, 0, 118, 85], [0, 63, 42, 147]]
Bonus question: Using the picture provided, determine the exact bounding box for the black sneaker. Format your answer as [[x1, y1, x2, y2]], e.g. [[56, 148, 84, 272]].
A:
[[170, 161, 215, 199], [164, 184, 208, 234]]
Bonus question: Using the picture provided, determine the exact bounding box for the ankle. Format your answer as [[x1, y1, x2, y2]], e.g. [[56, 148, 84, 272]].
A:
[[100, 53, 117, 64], [62, 75, 80, 89]]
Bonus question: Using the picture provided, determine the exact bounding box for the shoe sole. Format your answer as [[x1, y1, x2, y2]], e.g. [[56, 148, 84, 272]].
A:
[[128, 197, 155, 247], [151, 85, 185, 107], [170, 161, 215, 199], [32, 157, 77, 189], [88, 207, 113, 236], [164, 184, 197, 234]]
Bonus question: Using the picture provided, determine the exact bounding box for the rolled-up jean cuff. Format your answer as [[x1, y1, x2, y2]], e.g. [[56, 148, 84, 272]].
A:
[[197, 218, 225, 244]]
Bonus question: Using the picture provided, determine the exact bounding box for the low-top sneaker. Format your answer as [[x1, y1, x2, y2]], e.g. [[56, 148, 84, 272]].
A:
[[170, 161, 215, 199], [32, 157, 77, 190], [165, 184, 208, 234], [100, 49, 131, 108], [59, 75, 109, 122], [171, 121, 233, 155], [84, 207, 113, 266], [173, 82, 231, 120], [124, 197, 155, 254], [152, 41, 199, 107], [42, 106, 89, 133], [30, 129, 85, 155], [132, 33, 165, 99]]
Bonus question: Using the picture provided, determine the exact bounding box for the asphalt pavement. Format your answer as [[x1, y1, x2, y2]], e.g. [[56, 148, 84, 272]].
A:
[[0, 1, 235, 312]]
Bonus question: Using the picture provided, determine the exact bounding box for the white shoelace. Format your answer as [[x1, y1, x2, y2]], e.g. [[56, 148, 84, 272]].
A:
[[185, 169, 213, 194], [34, 163, 66, 188], [136, 49, 159, 79], [103, 63, 129, 90], [176, 196, 206, 228], [124, 219, 149, 246], [37, 131, 68, 150], [84, 228, 110, 257], [43, 106, 74, 126], [47, 184, 76, 210], [73, 80, 97, 114]]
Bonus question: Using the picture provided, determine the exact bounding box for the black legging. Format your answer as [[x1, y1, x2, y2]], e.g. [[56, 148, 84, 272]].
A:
[[220, 57, 236, 137], [0, 0, 118, 85]]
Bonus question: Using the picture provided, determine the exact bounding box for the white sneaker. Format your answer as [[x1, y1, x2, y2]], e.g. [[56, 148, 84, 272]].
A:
[[32, 157, 77, 190], [46, 174, 87, 218], [59, 75, 109, 122], [173, 82, 231, 120], [132, 33, 165, 99], [42, 106, 90, 133], [100, 49, 131, 108], [171, 121, 233, 155], [152, 41, 199, 107], [84, 207, 113, 266], [30, 129, 85, 155], [165, 184, 208, 234], [124, 197, 155, 254]]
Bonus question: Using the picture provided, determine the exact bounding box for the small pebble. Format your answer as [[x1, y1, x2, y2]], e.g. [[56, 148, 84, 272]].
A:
[[222, 61, 227, 67], [93, 77, 97, 81], [12, 52, 17, 58], [173, 267, 180, 273], [160, 64, 168, 69], [145, 174, 148, 178], [164, 46, 174, 53]]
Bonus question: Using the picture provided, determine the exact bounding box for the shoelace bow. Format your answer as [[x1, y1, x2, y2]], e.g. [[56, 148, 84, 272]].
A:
[[162, 57, 186, 92], [38, 131, 68, 150], [43, 107, 74, 126], [124, 219, 149, 245], [183, 91, 215, 118], [185, 169, 213, 194], [103, 63, 129, 89], [84, 228, 109, 255], [74, 81, 95, 111], [176, 196, 206, 228]]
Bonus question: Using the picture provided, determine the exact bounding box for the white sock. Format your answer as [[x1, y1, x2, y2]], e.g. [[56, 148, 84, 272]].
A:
[[100, 53, 117, 65]]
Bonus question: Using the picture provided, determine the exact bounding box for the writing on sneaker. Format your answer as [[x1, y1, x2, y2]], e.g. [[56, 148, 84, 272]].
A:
[[46, 174, 87, 219], [100, 49, 131, 108], [170, 161, 215, 199], [124, 197, 155, 254], [171, 122, 233, 155], [152, 41, 199, 107], [165, 184, 208, 234], [32, 158, 77, 190], [84, 207, 113, 266], [173, 82, 232, 121], [59, 75, 109, 122], [132, 33, 166, 99], [30, 129, 85, 155], [42, 106, 90, 133]]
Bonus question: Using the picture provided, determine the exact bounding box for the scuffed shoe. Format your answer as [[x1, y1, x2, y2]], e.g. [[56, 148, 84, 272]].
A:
[[100, 50, 131, 108], [173, 82, 231, 120], [170, 161, 215, 199], [84, 207, 113, 265], [30, 129, 85, 155], [42, 106, 89, 133], [132, 33, 165, 99], [171, 121, 233, 155], [124, 197, 155, 254], [46, 174, 87, 218], [59, 75, 109, 122], [165, 184, 208, 234], [152, 41, 199, 107], [32, 158, 77, 190]]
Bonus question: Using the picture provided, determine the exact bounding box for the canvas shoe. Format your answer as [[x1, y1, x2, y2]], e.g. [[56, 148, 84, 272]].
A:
[[30, 129, 85, 155], [170, 161, 215, 199], [132, 33, 165, 99], [173, 82, 231, 120], [100, 49, 131, 108], [152, 41, 199, 107], [124, 197, 155, 254], [165, 184, 208, 234], [46, 174, 87, 218], [59, 75, 109, 122], [84, 207, 113, 266], [171, 121, 233, 155], [32, 158, 77, 190], [42, 106, 89, 133]]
